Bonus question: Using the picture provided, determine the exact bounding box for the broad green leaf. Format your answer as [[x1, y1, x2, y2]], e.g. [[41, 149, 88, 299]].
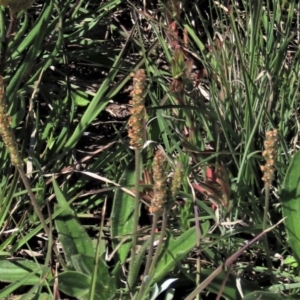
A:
[[19, 285, 51, 300], [284, 256, 298, 268], [71, 254, 114, 290], [0, 259, 52, 284], [53, 177, 94, 268], [0, 272, 51, 300], [110, 159, 136, 263], [72, 91, 90, 107], [55, 271, 91, 298], [72, 254, 116, 300], [54, 269, 115, 300], [152, 223, 209, 283], [9, 197, 92, 253], [280, 150, 300, 266], [71, 254, 94, 277]]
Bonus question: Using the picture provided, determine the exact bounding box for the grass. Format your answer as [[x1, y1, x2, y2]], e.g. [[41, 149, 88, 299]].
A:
[[0, 0, 299, 299]]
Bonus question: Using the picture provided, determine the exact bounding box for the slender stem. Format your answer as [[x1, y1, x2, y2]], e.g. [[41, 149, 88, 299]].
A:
[[128, 149, 141, 289], [263, 187, 276, 283], [88, 198, 107, 300], [17, 166, 67, 269], [17, 167, 49, 233], [262, 188, 270, 230], [137, 209, 168, 300], [148, 210, 167, 276], [45, 200, 53, 268], [144, 214, 159, 275], [194, 203, 201, 300], [138, 213, 159, 296]]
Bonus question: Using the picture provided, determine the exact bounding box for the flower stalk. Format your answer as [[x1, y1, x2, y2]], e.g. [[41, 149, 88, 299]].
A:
[[261, 129, 278, 283], [127, 69, 146, 289], [138, 149, 168, 299]]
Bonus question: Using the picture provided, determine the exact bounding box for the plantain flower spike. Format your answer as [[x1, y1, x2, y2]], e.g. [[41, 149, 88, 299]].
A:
[[128, 69, 146, 150], [261, 129, 278, 188], [0, 0, 35, 14], [149, 149, 167, 214], [171, 162, 183, 199], [0, 76, 23, 167]]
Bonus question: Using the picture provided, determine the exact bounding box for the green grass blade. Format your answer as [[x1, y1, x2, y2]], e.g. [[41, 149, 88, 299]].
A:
[[6, 1, 54, 103]]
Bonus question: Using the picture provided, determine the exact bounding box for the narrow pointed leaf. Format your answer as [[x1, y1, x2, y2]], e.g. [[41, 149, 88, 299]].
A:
[[152, 222, 209, 283], [110, 159, 136, 263], [53, 177, 94, 267], [280, 150, 300, 266]]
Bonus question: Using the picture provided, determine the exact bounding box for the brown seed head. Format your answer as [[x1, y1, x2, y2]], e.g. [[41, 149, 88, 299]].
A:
[[261, 129, 278, 187], [150, 149, 167, 214], [127, 69, 146, 149]]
